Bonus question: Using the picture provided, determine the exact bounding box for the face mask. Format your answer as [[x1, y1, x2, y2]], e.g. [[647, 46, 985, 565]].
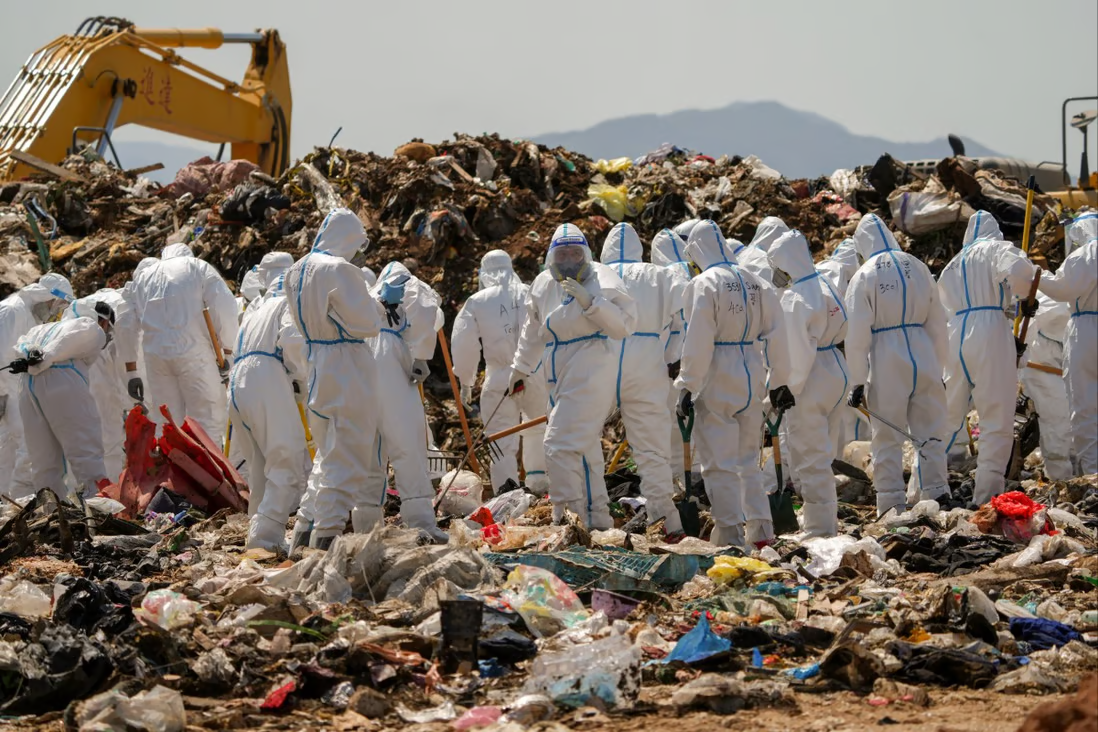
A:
[[32, 301, 55, 323], [551, 261, 586, 281], [772, 268, 791, 288]]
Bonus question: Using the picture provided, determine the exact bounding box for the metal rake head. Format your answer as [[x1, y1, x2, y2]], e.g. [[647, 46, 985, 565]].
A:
[[427, 449, 464, 475]]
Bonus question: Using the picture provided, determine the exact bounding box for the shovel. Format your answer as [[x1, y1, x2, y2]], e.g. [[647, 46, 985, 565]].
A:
[[764, 407, 799, 536], [675, 410, 701, 538]]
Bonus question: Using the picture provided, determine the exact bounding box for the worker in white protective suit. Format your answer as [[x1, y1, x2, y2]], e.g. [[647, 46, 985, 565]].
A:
[[62, 290, 135, 479], [817, 238, 869, 450], [510, 224, 636, 528], [1020, 292, 1074, 479], [237, 266, 264, 320], [733, 216, 791, 283], [349, 261, 447, 542], [599, 223, 683, 536], [0, 273, 74, 499], [937, 210, 1038, 506], [12, 307, 115, 498], [844, 214, 951, 516], [228, 254, 307, 550], [1037, 211, 1097, 475], [285, 209, 385, 550], [451, 250, 549, 495], [768, 230, 849, 537], [124, 243, 238, 439], [673, 220, 794, 547], [651, 228, 693, 481], [361, 266, 377, 288]]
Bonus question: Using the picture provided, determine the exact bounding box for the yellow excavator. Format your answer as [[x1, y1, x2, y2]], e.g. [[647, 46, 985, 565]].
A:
[[0, 17, 291, 181]]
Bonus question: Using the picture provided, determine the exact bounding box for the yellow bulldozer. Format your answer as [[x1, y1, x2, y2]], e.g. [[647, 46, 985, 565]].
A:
[[0, 16, 291, 181]]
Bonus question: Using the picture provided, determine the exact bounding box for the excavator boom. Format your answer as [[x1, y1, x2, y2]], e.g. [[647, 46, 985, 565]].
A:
[[0, 17, 291, 180]]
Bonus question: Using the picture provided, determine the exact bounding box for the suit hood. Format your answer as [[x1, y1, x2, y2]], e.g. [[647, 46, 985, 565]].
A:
[[651, 228, 688, 267], [748, 216, 791, 253], [256, 251, 294, 289], [963, 210, 1004, 247], [1067, 211, 1097, 254], [768, 230, 816, 282], [162, 243, 194, 260], [853, 214, 901, 262], [684, 220, 735, 271], [599, 222, 644, 272], [313, 208, 369, 261]]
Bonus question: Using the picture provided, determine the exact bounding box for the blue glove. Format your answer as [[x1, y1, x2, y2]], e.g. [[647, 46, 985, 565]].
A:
[[379, 280, 405, 305]]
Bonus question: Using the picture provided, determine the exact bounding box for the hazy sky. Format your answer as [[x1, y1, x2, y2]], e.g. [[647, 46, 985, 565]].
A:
[[3, 1, 1096, 170]]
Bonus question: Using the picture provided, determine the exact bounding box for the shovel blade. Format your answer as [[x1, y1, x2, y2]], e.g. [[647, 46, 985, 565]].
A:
[[677, 497, 702, 538]]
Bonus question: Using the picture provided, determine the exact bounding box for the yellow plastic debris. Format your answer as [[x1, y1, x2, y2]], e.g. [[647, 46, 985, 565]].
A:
[[586, 183, 630, 222], [706, 556, 782, 584], [594, 157, 633, 174]]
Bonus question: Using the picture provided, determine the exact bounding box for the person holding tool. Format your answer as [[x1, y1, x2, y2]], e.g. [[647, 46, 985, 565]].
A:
[[508, 224, 636, 529], [121, 242, 238, 439], [599, 223, 684, 539], [11, 302, 115, 498], [844, 214, 950, 517], [936, 210, 1039, 506], [1020, 291, 1074, 480], [767, 229, 848, 538], [1037, 211, 1097, 476], [451, 250, 549, 496], [355, 261, 448, 543], [62, 289, 134, 479], [226, 252, 307, 552], [673, 220, 793, 548], [0, 273, 74, 499]]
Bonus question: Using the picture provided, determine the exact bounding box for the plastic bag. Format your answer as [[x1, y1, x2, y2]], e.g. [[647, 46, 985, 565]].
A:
[[452, 706, 503, 730], [478, 491, 532, 525], [992, 491, 1055, 543], [437, 470, 483, 516], [663, 615, 731, 664], [133, 589, 200, 630], [77, 685, 186, 732], [593, 158, 632, 174], [706, 556, 781, 585], [586, 184, 630, 222], [526, 633, 642, 708], [0, 577, 51, 618], [888, 178, 974, 236], [501, 565, 589, 638]]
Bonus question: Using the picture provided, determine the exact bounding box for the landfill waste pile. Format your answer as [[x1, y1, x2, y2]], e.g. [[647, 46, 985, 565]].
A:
[[1, 136, 1095, 732], [0, 467, 1094, 730]]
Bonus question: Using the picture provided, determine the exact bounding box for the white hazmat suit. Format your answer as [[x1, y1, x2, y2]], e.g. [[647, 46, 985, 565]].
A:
[[15, 317, 109, 496], [768, 230, 849, 537], [358, 262, 446, 540], [734, 216, 791, 283], [844, 214, 950, 516], [651, 228, 694, 480], [1038, 212, 1097, 475], [1021, 292, 1074, 479], [451, 250, 549, 494], [125, 243, 238, 439], [817, 239, 869, 449], [511, 224, 637, 528], [937, 211, 1037, 505], [285, 209, 384, 548], [674, 221, 792, 547], [63, 290, 134, 479], [0, 273, 74, 498], [599, 223, 683, 534], [229, 256, 307, 551]]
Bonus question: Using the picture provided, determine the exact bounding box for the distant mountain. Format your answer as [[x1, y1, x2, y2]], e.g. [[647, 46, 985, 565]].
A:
[[534, 101, 999, 179], [112, 140, 219, 184]]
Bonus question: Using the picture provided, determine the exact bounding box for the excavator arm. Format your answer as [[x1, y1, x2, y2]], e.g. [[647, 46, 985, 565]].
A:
[[0, 17, 291, 181]]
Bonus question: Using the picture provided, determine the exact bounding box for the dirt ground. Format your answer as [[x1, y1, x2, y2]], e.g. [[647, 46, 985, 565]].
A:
[[2, 686, 1063, 732]]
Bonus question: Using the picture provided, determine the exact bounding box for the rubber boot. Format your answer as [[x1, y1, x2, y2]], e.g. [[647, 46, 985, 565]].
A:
[[310, 529, 341, 550], [290, 519, 312, 552], [745, 519, 775, 547], [247, 514, 287, 552], [876, 491, 906, 519], [710, 523, 746, 548], [400, 498, 449, 544], [351, 505, 383, 534]]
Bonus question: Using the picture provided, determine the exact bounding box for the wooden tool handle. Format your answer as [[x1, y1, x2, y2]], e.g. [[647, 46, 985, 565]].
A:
[[203, 308, 226, 370], [485, 414, 547, 442], [438, 329, 479, 473]]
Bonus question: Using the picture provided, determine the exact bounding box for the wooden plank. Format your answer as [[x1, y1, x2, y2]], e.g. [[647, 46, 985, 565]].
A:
[[124, 162, 165, 176], [9, 150, 84, 182]]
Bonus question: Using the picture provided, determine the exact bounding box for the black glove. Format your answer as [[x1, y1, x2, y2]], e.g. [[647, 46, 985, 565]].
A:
[[676, 390, 694, 420], [383, 301, 402, 328], [8, 359, 32, 375], [1019, 298, 1039, 318], [127, 377, 144, 402], [26, 349, 43, 366], [848, 384, 865, 408], [218, 360, 231, 385], [667, 360, 681, 380], [769, 385, 796, 411], [1015, 336, 1027, 359]]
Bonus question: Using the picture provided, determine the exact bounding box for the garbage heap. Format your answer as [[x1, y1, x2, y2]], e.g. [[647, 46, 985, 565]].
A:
[[0, 464, 1094, 730]]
